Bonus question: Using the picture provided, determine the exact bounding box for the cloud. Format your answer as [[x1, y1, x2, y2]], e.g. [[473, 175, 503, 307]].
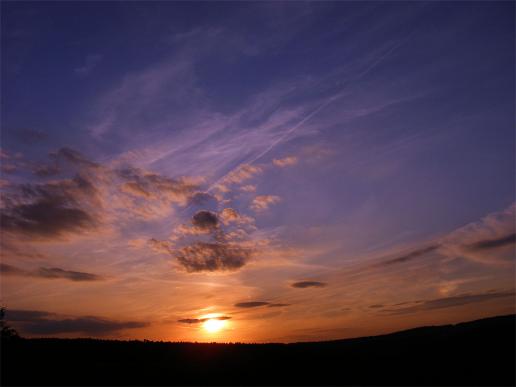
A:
[[234, 301, 270, 308], [177, 316, 231, 324], [219, 208, 239, 224], [466, 233, 516, 251], [148, 238, 174, 254], [175, 242, 252, 273], [35, 267, 103, 281], [225, 164, 263, 184], [116, 167, 198, 206], [383, 291, 515, 315], [440, 204, 515, 264], [219, 208, 254, 227], [250, 195, 281, 212], [31, 147, 99, 177], [0, 263, 103, 282], [273, 156, 298, 167], [0, 263, 27, 276], [0, 147, 204, 238], [240, 185, 256, 192], [1, 163, 17, 174], [5, 309, 148, 335], [380, 245, 440, 266], [191, 210, 219, 230], [0, 175, 99, 239], [6, 309, 51, 321], [291, 281, 327, 288], [373, 204, 515, 267]]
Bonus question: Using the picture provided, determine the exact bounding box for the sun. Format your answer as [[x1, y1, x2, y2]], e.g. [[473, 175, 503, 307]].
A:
[[203, 318, 226, 333]]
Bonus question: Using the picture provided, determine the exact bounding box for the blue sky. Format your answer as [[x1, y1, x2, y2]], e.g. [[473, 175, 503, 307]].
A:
[[1, 1, 514, 342]]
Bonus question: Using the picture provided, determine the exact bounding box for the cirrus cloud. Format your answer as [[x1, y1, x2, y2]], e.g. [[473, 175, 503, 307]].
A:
[[250, 195, 281, 212]]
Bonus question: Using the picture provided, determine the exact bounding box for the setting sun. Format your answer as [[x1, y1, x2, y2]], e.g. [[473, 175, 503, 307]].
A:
[[203, 318, 226, 333]]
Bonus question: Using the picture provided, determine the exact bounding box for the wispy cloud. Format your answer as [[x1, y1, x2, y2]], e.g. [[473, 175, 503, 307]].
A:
[[382, 291, 515, 315], [378, 245, 440, 266], [440, 204, 516, 264], [0, 263, 103, 282], [467, 233, 516, 251]]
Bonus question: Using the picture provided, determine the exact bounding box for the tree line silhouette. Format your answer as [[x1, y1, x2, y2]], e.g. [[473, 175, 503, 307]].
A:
[[1, 309, 514, 386]]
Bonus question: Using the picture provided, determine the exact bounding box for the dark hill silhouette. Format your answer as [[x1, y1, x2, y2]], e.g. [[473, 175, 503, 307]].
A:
[[1, 314, 515, 386]]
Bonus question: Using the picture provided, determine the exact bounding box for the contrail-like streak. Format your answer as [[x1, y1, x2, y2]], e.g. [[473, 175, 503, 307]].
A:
[[205, 92, 342, 193], [206, 38, 411, 195]]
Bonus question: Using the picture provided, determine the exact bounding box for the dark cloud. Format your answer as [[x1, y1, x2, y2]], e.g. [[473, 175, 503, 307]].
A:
[[177, 316, 231, 324], [383, 291, 515, 315], [175, 242, 251, 272], [178, 318, 202, 324], [467, 233, 516, 251], [369, 304, 384, 309], [24, 317, 147, 335], [5, 309, 149, 335], [192, 210, 218, 230], [268, 303, 290, 308], [6, 309, 52, 321], [0, 175, 98, 239], [0, 263, 26, 275], [1, 263, 103, 282], [291, 281, 327, 288], [36, 267, 102, 281], [234, 301, 270, 308], [380, 245, 440, 266]]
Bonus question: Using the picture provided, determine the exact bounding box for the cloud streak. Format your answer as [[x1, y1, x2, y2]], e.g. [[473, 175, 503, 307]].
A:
[[0, 263, 103, 282], [5, 309, 148, 336], [177, 316, 231, 324], [234, 301, 270, 308], [383, 291, 515, 315], [291, 281, 327, 288]]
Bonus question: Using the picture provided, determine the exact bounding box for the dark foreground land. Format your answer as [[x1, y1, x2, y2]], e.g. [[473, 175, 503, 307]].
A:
[[1, 315, 515, 386]]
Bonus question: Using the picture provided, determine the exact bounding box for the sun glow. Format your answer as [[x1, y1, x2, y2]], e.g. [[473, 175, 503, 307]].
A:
[[203, 318, 226, 333]]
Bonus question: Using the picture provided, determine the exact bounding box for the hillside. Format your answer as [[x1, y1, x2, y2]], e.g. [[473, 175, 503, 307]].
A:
[[1, 314, 515, 386]]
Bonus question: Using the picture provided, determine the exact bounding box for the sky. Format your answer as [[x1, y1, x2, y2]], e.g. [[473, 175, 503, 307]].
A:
[[0, 1, 514, 343]]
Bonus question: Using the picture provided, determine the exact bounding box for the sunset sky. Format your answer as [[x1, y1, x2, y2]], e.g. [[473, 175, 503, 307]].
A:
[[1, 1, 514, 343]]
